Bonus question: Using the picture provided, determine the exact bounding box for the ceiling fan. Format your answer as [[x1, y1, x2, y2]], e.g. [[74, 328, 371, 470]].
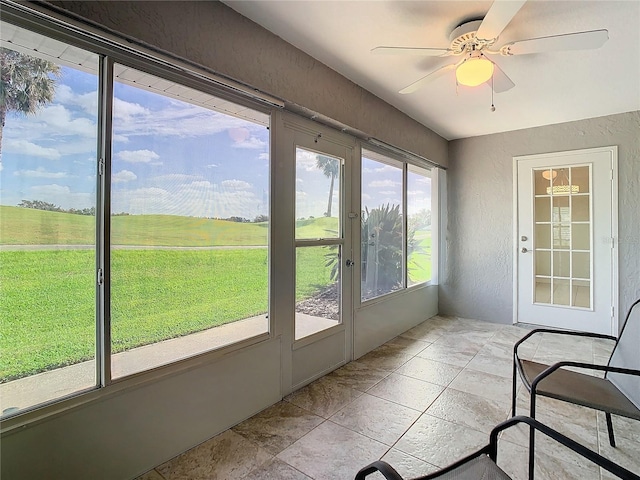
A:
[[372, 0, 608, 95]]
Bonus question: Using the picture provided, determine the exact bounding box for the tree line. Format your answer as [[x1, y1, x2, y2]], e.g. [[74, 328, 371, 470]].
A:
[[18, 200, 95, 216]]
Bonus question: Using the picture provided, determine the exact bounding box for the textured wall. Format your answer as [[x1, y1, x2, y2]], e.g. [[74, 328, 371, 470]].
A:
[[50, 0, 448, 166], [442, 111, 640, 326]]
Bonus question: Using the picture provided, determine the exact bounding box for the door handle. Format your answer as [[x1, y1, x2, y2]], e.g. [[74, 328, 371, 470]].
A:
[[521, 247, 529, 253], [345, 259, 354, 267]]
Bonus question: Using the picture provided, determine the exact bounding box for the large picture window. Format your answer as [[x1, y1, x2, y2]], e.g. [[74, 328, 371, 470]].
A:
[[361, 149, 433, 302], [0, 27, 99, 413], [110, 65, 270, 377], [0, 21, 270, 416]]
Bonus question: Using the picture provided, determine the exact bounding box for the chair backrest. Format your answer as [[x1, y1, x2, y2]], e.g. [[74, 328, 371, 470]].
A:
[[607, 298, 640, 409]]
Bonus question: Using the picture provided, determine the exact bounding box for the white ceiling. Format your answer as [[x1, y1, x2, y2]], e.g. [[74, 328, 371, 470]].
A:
[[224, 0, 640, 140]]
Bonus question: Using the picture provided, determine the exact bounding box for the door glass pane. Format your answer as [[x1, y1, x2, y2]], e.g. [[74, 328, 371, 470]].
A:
[[110, 65, 269, 379], [407, 166, 432, 286], [295, 149, 340, 239], [535, 278, 551, 303], [572, 252, 590, 279], [572, 196, 589, 222], [553, 279, 571, 305], [535, 224, 551, 249], [295, 246, 341, 340], [535, 251, 551, 277], [572, 224, 590, 250], [0, 28, 99, 416], [532, 166, 592, 309], [361, 155, 403, 300], [571, 166, 590, 193], [535, 197, 550, 222]]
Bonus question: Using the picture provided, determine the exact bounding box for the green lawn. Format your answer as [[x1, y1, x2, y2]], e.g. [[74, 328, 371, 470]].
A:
[[0, 207, 431, 381]]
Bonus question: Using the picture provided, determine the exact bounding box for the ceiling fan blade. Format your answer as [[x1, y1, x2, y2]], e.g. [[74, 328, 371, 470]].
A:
[[476, 0, 527, 41], [371, 46, 450, 56], [501, 29, 609, 55], [490, 61, 515, 93], [399, 63, 459, 94]]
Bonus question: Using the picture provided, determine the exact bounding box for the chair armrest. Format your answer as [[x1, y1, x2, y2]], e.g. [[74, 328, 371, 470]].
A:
[[513, 329, 616, 360], [491, 416, 640, 480], [355, 460, 404, 480]]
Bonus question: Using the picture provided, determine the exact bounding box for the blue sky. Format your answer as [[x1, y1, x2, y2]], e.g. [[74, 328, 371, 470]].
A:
[[1, 59, 431, 221]]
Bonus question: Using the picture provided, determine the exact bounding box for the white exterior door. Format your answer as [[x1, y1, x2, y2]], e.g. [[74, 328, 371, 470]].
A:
[[515, 147, 618, 335]]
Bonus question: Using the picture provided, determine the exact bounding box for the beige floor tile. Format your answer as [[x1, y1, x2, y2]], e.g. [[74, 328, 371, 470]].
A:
[[355, 344, 414, 372], [325, 360, 390, 392], [134, 469, 165, 480], [157, 429, 272, 480], [377, 449, 439, 479], [466, 344, 514, 378], [416, 340, 475, 367], [243, 458, 311, 479], [284, 374, 363, 418], [366, 372, 444, 412], [596, 411, 640, 444], [329, 393, 421, 446], [597, 429, 640, 477], [232, 401, 324, 456], [276, 421, 388, 480], [395, 357, 462, 387], [426, 388, 510, 434], [386, 335, 431, 355], [448, 368, 513, 404], [394, 414, 487, 468]]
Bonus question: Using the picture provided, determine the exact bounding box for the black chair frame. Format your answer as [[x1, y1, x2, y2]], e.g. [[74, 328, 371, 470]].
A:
[[354, 416, 639, 480]]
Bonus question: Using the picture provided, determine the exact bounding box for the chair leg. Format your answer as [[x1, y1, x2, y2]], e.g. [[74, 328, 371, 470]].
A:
[[605, 413, 616, 448], [512, 362, 518, 417], [529, 391, 537, 480]]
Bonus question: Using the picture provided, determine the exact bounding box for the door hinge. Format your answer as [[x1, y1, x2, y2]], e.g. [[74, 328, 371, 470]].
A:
[[98, 158, 105, 176], [610, 169, 614, 181], [97, 268, 104, 286], [611, 306, 615, 318]]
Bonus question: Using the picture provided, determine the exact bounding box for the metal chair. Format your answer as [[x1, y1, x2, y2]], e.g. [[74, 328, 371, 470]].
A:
[[512, 298, 640, 479], [354, 416, 638, 480]]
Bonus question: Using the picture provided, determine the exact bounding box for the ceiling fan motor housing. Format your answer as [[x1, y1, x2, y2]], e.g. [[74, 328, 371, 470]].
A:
[[449, 19, 496, 53]]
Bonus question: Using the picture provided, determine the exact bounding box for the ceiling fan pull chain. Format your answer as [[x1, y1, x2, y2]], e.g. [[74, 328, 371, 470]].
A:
[[490, 73, 496, 112]]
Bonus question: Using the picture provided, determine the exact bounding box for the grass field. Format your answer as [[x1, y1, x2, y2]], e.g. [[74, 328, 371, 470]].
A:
[[0, 206, 430, 381]]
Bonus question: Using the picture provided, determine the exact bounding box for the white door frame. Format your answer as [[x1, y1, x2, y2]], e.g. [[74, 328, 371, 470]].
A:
[[512, 146, 619, 334]]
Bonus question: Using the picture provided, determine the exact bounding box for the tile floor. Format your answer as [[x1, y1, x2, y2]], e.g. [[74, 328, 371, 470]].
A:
[[135, 315, 639, 480]]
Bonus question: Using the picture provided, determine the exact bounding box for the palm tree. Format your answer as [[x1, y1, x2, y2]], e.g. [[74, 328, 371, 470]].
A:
[[0, 48, 61, 158], [316, 155, 339, 217]]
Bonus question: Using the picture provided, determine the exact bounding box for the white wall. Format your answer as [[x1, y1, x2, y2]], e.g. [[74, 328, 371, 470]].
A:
[[441, 111, 640, 327]]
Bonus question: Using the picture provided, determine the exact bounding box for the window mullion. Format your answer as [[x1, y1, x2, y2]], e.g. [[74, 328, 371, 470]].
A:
[[97, 55, 114, 387]]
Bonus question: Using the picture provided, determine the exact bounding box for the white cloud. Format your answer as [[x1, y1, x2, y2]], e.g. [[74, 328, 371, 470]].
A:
[[153, 173, 203, 183], [14, 167, 69, 179], [28, 184, 93, 209], [369, 179, 401, 188], [55, 85, 98, 114], [221, 179, 252, 190], [113, 180, 264, 219], [296, 178, 304, 184], [232, 136, 267, 149], [113, 170, 137, 183], [3, 139, 61, 160], [113, 98, 150, 119], [115, 149, 160, 164], [378, 190, 398, 196], [206, 163, 219, 168], [258, 153, 269, 161]]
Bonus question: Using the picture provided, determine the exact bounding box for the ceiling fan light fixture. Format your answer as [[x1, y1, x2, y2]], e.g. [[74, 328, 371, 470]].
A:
[[456, 53, 494, 87]]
